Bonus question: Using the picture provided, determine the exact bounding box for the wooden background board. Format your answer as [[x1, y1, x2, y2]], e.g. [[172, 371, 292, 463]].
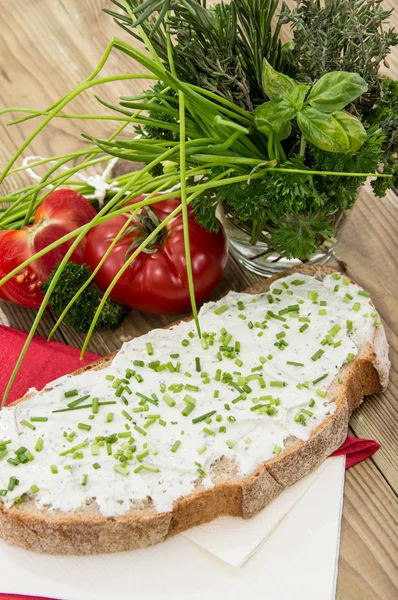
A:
[[0, 1, 397, 598]]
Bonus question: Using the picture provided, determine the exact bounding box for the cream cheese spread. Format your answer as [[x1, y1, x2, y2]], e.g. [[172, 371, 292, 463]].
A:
[[0, 273, 377, 517]]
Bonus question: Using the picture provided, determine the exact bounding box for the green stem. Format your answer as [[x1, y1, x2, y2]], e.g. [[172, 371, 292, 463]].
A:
[[300, 135, 307, 157], [0, 73, 157, 185], [178, 91, 201, 337]]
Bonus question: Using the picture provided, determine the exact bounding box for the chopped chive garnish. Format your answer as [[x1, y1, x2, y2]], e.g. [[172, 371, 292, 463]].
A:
[[195, 357, 201, 372], [312, 373, 328, 385], [347, 319, 353, 331], [30, 417, 48, 422], [203, 427, 215, 436], [226, 439, 236, 448], [316, 389, 327, 398], [146, 342, 154, 356], [270, 381, 286, 387], [181, 339, 190, 347], [291, 279, 305, 286], [308, 291, 318, 302], [250, 403, 267, 412], [286, 361, 304, 367], [319, 309, 327, 316], [358, 290, 371, 297], [134, 425, 147, 436], [301, 408, 313, 417], [78, 423, 91, 431], [171, 440, 181, 452], [214, 305, 228, 315], [192, 410, 216, 424], [52, 401, 116, 414], [273, 445, 282, 454], [122, 410, 132, 421], [106, 412, 114, 423], [92, 397, 99, 414], [8, 477, 18, 492], [163, 394, 176, 408], [311, 349, 324, 361], [64, 389, 78, 398], [67, 394, 91, 408], [20, 419, 35, 430], [329, 324, 341, 337], [266, 311, 286, 322], [182, 403, 195, 417], [346, 353, 355, 363], [114, 465, 129, 476], [353, 302, 361, 312], [35, 438, 43, 452], [299, 323, 309, 333], [50, 465, 58, 475], [30, 484, 39, 494]]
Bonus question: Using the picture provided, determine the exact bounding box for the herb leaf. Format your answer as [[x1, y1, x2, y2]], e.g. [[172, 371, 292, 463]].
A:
[[308, 72, 368, 113], [297, 107, 349, 153], [262, 58, 296, 101], [332, 111, 367, 152]]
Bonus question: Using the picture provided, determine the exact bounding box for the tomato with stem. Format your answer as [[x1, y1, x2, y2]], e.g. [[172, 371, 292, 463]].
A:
[[84, 196, 228, 314]]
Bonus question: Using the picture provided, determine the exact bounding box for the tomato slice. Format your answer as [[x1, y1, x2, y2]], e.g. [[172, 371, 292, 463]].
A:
[[0, 190, 96, 308]]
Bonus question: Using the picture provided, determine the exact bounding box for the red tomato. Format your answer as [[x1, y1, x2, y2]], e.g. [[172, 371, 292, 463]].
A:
[[0, 190, 96, 308], [85, 196, 228, 314]]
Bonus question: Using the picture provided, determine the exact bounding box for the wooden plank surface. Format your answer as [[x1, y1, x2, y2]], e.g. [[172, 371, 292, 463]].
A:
[[0, 2, 397, 599]]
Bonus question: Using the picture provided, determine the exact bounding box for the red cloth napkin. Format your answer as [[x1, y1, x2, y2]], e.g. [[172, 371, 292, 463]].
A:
[[331, 435, 381, 468], [0, 324, 381, 600]]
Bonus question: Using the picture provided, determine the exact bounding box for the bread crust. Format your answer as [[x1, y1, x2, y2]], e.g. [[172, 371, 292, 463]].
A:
[[0, 265, 390, 554]]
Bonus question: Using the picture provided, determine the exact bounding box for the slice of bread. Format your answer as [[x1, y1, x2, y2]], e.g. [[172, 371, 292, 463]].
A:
[[0, 265, 390, 554]]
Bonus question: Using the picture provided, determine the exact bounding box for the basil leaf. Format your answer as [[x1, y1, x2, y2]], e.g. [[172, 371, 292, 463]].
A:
[[308, 72, 368, 113], [254, 100, 296, 124], [254, 104, 291, 141], [262, 59, 297, 101], [290, 85, 310, 111], [297, 107, 349, 153], [332, 111, 367, 152]]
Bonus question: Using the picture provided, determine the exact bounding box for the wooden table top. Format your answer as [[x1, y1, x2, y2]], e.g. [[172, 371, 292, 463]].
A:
[[0, 1, 397, 598]]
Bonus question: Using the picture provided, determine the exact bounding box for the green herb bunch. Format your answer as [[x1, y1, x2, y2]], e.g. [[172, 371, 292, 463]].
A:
[[106, 0, 286, 110], [109, 0, 397, 259], [280, 0, 398, 198]]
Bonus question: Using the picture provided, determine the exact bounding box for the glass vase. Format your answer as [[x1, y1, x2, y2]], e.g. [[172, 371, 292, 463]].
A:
[[218, 204, 349, 277]]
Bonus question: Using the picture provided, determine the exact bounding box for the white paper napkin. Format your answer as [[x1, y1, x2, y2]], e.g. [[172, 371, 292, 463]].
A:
[[182, 458, 331, 566], [0, 456, 345, 600]]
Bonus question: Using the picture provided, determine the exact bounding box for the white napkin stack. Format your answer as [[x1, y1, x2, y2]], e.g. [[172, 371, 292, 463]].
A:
[[0, 456, 345, 600]]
